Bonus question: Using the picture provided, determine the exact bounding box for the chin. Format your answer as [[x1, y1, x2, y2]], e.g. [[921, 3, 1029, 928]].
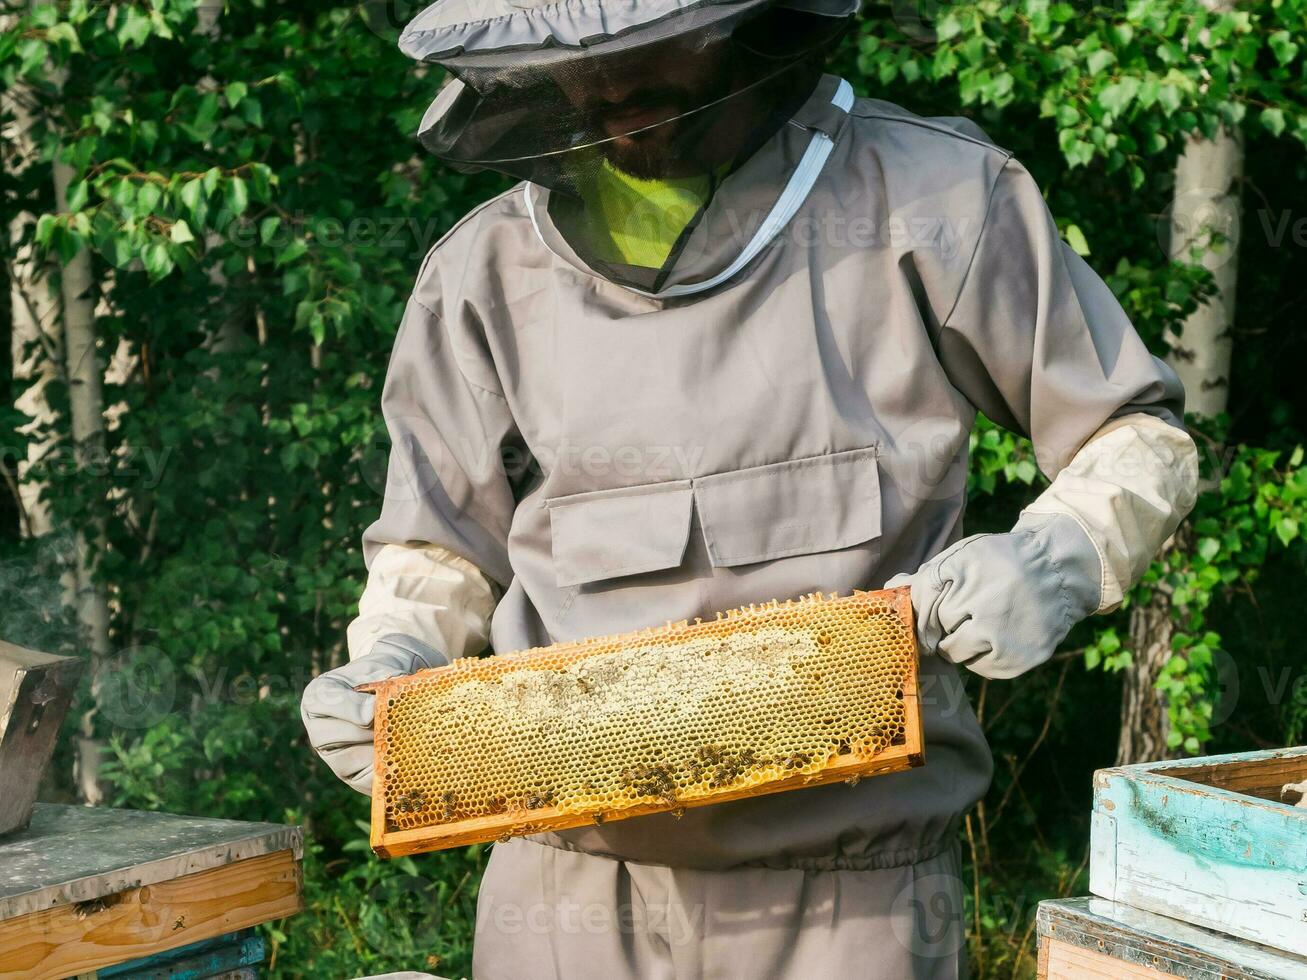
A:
[[605, 142, 673, 180]]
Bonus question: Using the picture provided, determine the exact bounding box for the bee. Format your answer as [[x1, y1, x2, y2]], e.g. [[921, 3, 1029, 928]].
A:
[[439, 790, 458, 820], [621, 763, 677, 801], [525, 787, 555, 810], [698, 744, 725, 764], [395, 790, 428, 814], [690, 744, 723, 783]]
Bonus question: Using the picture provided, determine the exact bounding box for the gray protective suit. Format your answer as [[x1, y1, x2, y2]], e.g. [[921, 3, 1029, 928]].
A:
[[358, 72, 1186, 977]]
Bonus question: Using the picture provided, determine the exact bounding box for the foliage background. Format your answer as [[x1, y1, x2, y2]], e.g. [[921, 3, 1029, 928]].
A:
[[2, 0, 1306, 976]]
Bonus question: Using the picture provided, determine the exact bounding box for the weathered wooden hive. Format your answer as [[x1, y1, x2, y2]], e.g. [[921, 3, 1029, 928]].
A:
[[364, 588, 923, 857], [1036, 746, 1307, 978], [0, 641, 84, 838]]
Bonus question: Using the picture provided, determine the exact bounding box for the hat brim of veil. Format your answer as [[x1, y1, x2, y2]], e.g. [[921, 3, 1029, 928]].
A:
[[399, 0, 859, 67]]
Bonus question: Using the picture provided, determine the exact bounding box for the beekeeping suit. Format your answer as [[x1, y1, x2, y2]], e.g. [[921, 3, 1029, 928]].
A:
[[301, 0, 1199, 976]]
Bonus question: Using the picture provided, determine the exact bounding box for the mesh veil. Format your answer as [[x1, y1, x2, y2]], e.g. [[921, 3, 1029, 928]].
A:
[[417, 6, 850, 196]]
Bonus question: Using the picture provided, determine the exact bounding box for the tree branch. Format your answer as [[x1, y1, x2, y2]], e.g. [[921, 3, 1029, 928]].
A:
[[0, 457, 33, 538], [989, 658, 1072, 830]]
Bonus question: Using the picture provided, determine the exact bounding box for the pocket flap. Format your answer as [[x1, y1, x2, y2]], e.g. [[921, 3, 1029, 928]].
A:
[[546, 481, 695, 588], [694, 447, 882, 568]]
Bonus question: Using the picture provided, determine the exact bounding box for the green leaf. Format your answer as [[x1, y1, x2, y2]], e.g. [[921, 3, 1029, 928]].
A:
[[118, 6, 152, 47], [225, 176, 249, 217], [1261, 108, 1286, 138], [309, 311, 326, 345], [1276, 516, 1299, 547], [936, 14, 963, 41], [1086, 49, 1115, 74], [1064, 223, 1091, 256], [111, 179, 137, 209], [259, 216, 281, 245], [1098, 78, 1140, 115], [179, 178, 205, 212], [240, 97, 264, 129], [1269, 30, 1300, 67], [169, 219, 195, 244], [34, 213, 57, 246], [136, 182, 162, 214], [1060, 133, 1095, 168], [106, 232, 134, 269], [142, 241, 174, 280], [225, 81, 249, 108], [65, 180, 89, 212], [191, 91, 220, 141], [275, 238, 308, 268], [45, 22, 82, 52]]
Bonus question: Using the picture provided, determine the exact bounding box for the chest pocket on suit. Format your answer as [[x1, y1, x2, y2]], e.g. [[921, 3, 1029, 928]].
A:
[[545, 446, 882, 588]]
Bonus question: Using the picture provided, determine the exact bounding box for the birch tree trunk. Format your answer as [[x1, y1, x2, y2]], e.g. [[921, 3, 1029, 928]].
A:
[[1116, 5, 1242, 763], [197, 1, 248, 355], [3, 55, 62, 541], [51, 160, 113, 802], [4, 11, 113, 797], [1164, 133, 1241, 419]]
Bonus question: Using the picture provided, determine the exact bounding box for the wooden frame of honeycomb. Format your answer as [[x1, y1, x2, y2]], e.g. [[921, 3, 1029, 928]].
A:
[[361, 587, 923, 858]]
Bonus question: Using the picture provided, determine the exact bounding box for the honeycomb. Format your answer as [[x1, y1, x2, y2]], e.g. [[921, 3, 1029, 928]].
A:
[[365, 588, 921, 855]]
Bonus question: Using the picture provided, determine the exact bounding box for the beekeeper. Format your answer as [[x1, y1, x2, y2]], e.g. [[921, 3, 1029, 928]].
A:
[[302, 0, 1199, 975]]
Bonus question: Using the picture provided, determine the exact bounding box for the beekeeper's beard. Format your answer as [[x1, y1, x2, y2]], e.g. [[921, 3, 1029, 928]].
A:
[[561, 52, 742, 180]]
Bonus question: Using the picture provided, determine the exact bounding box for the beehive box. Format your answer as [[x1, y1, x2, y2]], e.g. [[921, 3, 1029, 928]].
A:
[[0, 641, 84, 837], [1090, 746, 1307, 959], [363, 588, 922, 857], [0, 804, 301, 980], [1037, 897, 1307, 979]]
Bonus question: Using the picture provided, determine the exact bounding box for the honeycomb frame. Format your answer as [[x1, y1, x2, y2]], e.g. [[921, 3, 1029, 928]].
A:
[[362, 587, 923, 858]]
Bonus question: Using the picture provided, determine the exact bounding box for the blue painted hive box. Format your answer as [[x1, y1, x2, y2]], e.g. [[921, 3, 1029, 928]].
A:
[[1090, 746, 1307, 958]]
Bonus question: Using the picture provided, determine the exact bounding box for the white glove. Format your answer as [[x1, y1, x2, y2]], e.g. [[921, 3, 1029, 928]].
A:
[[300, 634, 445, 794], [887, 511, 1102, 680]]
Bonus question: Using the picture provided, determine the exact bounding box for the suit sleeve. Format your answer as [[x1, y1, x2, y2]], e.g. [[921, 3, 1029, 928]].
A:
[[938, 157, 1198, 610], [348, 289, 528, 660]]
